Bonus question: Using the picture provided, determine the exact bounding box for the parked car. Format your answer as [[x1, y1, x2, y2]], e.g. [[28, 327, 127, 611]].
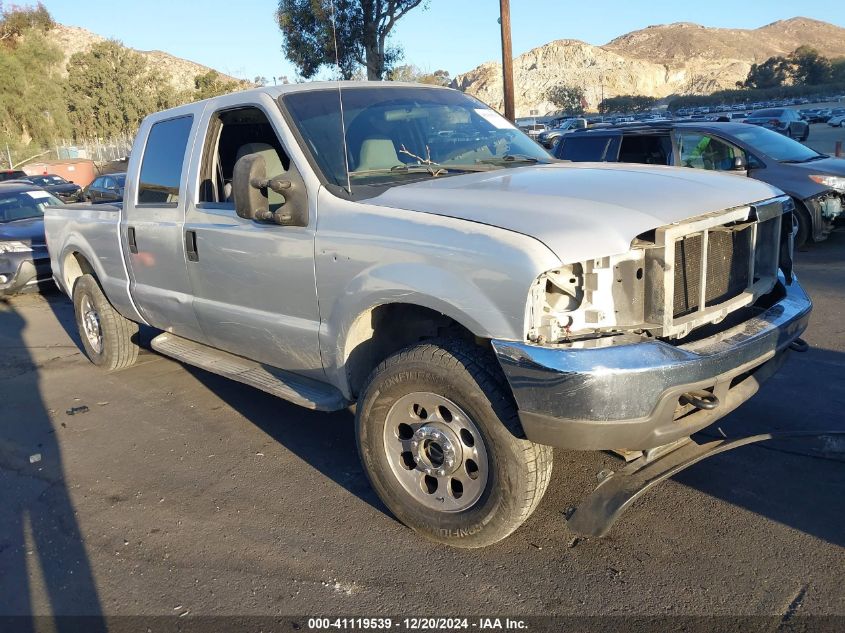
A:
[[745, 108, 809, 141], [519, 122, 546, 140], [0, 169, 27, 182], [45, 83, 809, 547], [555, 121, 844, 247], [827, 109, 845, 127], [537, 118, 587, 148], [0, 182, 63, 295], [83, 172, 126, 203], [18, 173, 83, 202]]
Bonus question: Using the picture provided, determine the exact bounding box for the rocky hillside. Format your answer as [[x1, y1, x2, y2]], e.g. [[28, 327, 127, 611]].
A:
[[50, 24, 243, 92], [453, 17, 845, 117]]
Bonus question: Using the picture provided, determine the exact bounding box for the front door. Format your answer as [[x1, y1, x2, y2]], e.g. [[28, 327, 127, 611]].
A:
[[122, 113, 206, 342], [183, 100, 323, 378]]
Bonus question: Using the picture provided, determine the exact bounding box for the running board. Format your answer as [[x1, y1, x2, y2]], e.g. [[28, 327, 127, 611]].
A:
[[151, 333, 348, 412], [567, 430, 845, 538]]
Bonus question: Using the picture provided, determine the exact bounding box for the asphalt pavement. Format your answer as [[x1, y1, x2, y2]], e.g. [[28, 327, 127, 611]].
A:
[[1, 232, 844, 630]]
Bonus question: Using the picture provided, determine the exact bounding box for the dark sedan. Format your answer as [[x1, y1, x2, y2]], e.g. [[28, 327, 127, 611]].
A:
[[83, 172, 126, 203], [745, 108, 809, 141], [0, 169, 27, 182], [19, 173, 83, 202], [0, 182, 63, 295], [554, 121, 844, 247]]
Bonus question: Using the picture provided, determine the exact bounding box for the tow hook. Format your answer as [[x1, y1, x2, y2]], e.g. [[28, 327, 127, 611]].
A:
[[680, 390, 720, 411], [789, 337, 809, 353]]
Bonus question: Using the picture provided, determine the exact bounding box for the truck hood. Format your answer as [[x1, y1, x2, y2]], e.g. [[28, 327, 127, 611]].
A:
[[367, 162, 783, 263]]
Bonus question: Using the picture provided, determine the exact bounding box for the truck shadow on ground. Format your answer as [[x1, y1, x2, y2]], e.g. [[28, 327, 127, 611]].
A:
[[184, 365, 394, 520], [0, 298, 106, 629]]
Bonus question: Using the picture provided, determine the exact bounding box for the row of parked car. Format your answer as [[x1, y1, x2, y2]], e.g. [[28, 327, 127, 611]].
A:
[[0, 169, 126, 203], [551, 120, 844, 247], [0, 170, 126, 295]]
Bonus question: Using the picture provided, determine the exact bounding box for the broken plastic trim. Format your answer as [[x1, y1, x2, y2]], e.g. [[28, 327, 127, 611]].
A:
[[567, 430, 845, 538]]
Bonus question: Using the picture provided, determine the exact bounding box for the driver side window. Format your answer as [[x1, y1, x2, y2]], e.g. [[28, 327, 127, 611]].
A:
[[198, 106, 291, 210]]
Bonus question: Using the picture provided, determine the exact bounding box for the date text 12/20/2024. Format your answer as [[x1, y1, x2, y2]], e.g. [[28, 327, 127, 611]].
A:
[[307, 618, 528, 630]]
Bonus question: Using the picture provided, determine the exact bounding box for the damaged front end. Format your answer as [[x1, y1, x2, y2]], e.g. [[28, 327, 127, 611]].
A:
[[527, 197, 794, 344]]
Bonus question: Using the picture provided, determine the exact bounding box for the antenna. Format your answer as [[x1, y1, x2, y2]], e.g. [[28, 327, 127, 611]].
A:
[[329, 0, 353, 194]]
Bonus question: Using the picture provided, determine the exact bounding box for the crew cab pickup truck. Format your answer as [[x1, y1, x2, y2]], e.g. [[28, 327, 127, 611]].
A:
[[45, 83, 811, 547]]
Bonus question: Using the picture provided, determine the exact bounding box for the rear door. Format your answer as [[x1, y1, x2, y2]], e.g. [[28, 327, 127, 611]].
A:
[[122, 112, 207, 342]]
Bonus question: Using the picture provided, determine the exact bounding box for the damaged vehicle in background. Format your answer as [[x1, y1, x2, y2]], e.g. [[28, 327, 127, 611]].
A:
[[0, 182, 62, 296], [555, 121, 845, 247], [16, 173, 83, 202], [45, 83, 811, 548]]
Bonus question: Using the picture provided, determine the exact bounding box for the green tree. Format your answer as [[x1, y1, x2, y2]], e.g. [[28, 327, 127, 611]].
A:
[[276, 0, 427, 80], [192, 70, 244, 100], [831, 58, 845, 83], [0, 1, 53, 45], [387, 64, 450, 86], [0, 29, 70, 153], [598, 95, 657, 114], [545, 84, 585, 114], [744, 56, 790, 89], [65, 40, 176, 139], [789, 46, 832, 85]]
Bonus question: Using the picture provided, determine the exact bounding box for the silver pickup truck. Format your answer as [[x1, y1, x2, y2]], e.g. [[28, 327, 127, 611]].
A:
[[45, 83, 811, 548]]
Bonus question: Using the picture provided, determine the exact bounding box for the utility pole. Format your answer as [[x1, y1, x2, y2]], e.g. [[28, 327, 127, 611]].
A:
[[499, 0, 515, 121]]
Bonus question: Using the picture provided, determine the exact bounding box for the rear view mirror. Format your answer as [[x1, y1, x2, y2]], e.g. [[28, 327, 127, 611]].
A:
[[732, 155, 748, 171]]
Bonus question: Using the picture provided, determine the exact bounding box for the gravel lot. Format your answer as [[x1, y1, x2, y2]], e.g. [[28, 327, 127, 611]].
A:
[[1, 224, 844, 629]]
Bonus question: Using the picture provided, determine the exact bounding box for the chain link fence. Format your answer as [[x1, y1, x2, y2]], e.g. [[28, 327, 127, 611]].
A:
[[2, 133, 135, 171]]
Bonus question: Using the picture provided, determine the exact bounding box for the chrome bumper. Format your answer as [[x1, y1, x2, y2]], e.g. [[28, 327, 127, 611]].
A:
[[492, 276, 812, 450]]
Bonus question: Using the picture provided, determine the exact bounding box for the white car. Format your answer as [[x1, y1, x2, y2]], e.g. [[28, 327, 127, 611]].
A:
[[827, 113, 845, 127]]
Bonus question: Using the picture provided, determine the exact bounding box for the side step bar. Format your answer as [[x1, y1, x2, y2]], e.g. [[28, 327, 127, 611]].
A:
[[567, 430, 845, 538], [151, 333, 348, 412]]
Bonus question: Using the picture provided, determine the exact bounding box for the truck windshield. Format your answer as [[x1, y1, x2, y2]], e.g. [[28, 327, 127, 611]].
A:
[[282, 86, 552, 189], [0, 190, 63, 223]]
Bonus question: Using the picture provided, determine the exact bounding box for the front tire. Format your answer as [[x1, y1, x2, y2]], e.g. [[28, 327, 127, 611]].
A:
[[792, 200, 812, 250], [72, 274, 139, 370], [356, 340, 553, 548]]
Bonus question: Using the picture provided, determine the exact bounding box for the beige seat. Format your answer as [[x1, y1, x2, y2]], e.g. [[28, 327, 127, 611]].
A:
[[230, 143, 285, 208], [356, 138, 401, 171]]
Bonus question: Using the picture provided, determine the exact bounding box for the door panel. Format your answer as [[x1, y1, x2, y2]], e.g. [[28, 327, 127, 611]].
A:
[[184, 208, 323, 376], [122, 113, 207, 342]]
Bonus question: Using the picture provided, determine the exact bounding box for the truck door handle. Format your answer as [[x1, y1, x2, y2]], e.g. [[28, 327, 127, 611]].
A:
[[185, 230, 199, 262], [127, 226, 138, 253]]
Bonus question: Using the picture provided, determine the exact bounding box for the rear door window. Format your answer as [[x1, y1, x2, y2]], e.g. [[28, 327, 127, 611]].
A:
[[556, 135, 616, 161], [137, 115, 193, 205], [618, 134, 672, 165]]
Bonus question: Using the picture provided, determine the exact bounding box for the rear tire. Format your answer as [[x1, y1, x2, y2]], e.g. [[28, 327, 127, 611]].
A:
[[72, 274, 139, 370], [355, 339, 553, 548]]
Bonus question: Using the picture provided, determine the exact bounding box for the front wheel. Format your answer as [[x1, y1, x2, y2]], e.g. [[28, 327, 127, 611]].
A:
[[356, 340, 553, 548]]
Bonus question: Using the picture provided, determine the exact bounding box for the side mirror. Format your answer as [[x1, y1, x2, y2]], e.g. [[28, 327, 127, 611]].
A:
[[233, 152, 308, 226], [732, 155, 748, 171]]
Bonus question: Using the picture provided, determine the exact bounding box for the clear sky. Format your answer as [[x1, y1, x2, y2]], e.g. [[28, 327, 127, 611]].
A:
[[41, 0, 844, 83]]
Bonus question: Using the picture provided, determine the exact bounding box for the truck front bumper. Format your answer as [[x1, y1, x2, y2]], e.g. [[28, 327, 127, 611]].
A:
[[492, 277, 812, 451]]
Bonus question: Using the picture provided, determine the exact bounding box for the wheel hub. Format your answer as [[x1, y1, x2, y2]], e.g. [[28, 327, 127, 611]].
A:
[[382, 392, 489, 513], [412, 424, 462, 477], [80, 295, 103, 354]]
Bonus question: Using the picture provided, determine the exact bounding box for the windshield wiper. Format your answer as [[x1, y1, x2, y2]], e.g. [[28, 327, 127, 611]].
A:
[[476, 154, 546, 166], [351, 163, 493, 178]]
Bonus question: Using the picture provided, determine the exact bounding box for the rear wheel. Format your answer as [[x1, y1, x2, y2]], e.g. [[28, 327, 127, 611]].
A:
[[72, 274, 139, 370], [355, 339, 553, 548]]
